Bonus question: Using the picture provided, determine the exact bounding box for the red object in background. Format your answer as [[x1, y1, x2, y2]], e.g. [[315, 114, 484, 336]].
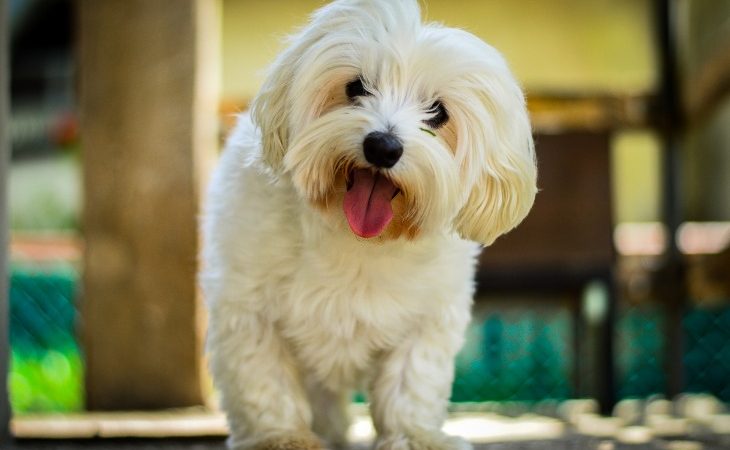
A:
[[51, 111, 79, 147]]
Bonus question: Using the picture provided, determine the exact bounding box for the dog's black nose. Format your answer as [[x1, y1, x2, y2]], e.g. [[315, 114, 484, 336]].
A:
[[363, 131, 403, 168]]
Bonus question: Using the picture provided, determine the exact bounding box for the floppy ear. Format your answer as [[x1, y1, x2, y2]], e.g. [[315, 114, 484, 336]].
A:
[[453, 75, 538, 246], [251, 0, 359, 171], [250, 45, 298, 171]]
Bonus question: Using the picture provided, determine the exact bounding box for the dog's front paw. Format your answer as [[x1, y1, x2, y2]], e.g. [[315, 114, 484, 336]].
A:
[[230, 432, 325, 450], [375, 432, 471, 450]]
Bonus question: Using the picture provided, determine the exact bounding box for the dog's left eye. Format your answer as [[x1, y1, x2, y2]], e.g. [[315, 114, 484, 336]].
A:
[[346, 78, 370, 100], [424, 101, 448, 129]]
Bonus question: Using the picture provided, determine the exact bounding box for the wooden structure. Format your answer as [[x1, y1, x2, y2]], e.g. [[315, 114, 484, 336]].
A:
[[480, 132, 614, 280], [661, 0, 730, 397], [479, 131, 616, 410], [78, 0, 219, 409], [680, 0, 730, 125]]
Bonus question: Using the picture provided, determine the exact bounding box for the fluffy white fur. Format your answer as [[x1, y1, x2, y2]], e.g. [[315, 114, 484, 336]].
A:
[[201, 1, 537, 450]]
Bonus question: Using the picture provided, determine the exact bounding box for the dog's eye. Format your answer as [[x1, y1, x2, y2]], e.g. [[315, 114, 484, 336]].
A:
[[346, 77, 370, 100], [424, 101, 448, 129]]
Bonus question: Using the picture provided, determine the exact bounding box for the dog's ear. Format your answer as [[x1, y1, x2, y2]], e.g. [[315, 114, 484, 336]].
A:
[[250, 45, 298, 171], [251, 1, 355, 171], [453, 74, 537, 246]]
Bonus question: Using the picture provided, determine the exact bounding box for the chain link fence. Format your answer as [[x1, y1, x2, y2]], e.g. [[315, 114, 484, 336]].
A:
[[453, 302, 572, 402], [684, 306, 730, 401], [616, 303, 667, 399], [7, 261, 730, 412]]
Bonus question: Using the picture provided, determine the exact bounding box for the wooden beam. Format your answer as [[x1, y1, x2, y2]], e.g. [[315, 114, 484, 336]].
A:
[[0, 0, 10, 440], [683, 44, 730, 124], [678, 0, 730, 124], [527, 94, 651, 133], [220, 93, 654, 137], [79, 0, 219, 409]]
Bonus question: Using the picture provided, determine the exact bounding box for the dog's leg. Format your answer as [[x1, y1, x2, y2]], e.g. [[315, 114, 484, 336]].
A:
[[207, 307, 321, 450], [369, 322, 472, 450], [307, 381, 351, 450]]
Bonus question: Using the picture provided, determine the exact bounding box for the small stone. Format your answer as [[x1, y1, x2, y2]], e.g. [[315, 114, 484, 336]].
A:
[[575, 413, 623, 437], [666, 440, 703, 450], [613, 399, 643, 425], [677, 394, 724, 422], [646, 414, 689, 436], [559, 399, 599, 425], [646, 398, 673, 416], [616, 426, 653, 444], [710, 414, 730, 434]]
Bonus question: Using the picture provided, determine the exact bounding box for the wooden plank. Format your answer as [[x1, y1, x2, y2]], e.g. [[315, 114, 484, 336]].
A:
[[1, 0, 11, 441], [9, 410, 565, 443], [78, 0, 219, 409], [527, 94, 650, 133], [11, 410, 228, 439]]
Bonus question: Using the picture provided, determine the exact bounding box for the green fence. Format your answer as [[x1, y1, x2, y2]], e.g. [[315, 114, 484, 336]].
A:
[[9, 266, 83, 412], [684, 307, 730, 400], [7, 268, 730, 413], [452, 307, 572, 402]]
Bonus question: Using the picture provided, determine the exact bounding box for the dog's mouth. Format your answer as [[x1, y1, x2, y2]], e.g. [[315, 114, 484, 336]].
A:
[[343, 168, 400, 238]]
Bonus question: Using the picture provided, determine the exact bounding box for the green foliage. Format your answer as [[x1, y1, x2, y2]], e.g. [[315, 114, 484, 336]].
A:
[[9, 348, 84, 413], [9, 266, 84, 413]]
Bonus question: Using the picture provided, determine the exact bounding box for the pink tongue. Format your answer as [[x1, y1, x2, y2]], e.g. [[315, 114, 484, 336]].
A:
[[343, 169, 398, 238]]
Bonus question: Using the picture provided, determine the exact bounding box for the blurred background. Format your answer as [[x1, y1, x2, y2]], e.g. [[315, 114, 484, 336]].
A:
[[3, 0, 730, 442]]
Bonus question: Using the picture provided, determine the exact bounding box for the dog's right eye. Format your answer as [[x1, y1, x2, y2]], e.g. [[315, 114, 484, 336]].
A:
[[346, 78, 369, 100]]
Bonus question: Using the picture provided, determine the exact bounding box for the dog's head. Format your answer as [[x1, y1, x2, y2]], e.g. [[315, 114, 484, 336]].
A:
[[251, 0, 537, 245]]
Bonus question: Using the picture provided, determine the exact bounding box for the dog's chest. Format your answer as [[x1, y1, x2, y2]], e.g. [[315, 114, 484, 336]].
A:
[[277, 244, 432, 389], [280, 294, 410, 389]]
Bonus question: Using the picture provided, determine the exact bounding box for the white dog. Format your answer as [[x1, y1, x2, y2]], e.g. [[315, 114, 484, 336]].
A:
[[201, 1, 537, 450]]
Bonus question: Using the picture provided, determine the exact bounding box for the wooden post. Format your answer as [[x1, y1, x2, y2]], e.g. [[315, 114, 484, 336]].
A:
[[654, 0, 686, 401], [1, 0, 11, 438], [79, 0, 219, 409]]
